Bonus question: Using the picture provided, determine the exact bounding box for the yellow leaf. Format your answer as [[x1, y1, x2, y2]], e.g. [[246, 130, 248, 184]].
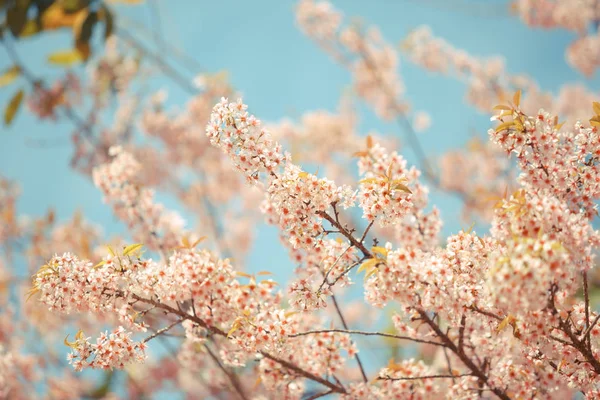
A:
[[106, 245, 116, 257], [593, 102, 600, 116], [493, 104, 511, 111], [4, 88, 24, 126], [191, 236, 207, 248], [253, 376, 262, 389], [64, 334, 75, 348], [297, 171, 310, 179], [513, 90, 521, 108], [392, 183, 412, 194], [495, 121, 515, 133], [555, 121, 565, 131], [366, 135, 374, 149], [0, 66, 21, 87], [359, 177, 380, 185], [122, 243, 143, 256], [19, 20, 41, 37], [93, 260, 107, 269], [464, 221, 476, 234], [236, 271, 253, 278], [364, 266, 379, 280], [227, 320, 242, 338], [25, 287, 40, 302], [41, 3, 85, 30], [257, 271, 273, 276], [386, 161, 394, 179], [352, 151, 369, 158], [181, 236, 190, 248], [496, 315, 516, 333], [47, 49, 83, 66], [357, 258, 378, 274], [371, 246, 388, 258], [64, 330, 84, 348]]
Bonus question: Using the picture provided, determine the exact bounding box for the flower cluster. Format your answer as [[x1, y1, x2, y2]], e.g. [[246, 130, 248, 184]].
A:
[[297, 0, 408, 119], [206, 98, 286, 184], [262, 163, 355, 250], [356, 141, 416, 226], [65, 327, 147, 371], [27, 72, 81, 120], [93, 146, 185, 251], [512, 0, 600, 76]]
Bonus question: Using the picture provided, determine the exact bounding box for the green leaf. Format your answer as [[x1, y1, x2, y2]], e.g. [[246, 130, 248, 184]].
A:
[[4, 88, 24, 126]]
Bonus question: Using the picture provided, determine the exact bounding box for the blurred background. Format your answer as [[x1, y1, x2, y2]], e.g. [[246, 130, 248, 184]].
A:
[[2, 1, 600, 396]]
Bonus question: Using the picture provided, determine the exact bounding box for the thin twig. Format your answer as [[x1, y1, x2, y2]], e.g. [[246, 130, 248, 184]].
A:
[[303, 390, 333, 400], [289, 328, 445, 347], [204, 344, 249, 400], [143, 318, 184, 343], [330, 294, 369, 383], [317, 210, 372, 258], [379, 373, 473, 381]]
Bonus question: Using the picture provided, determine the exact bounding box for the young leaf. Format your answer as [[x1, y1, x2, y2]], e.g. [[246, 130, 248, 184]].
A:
[[0, 66, 21, 87], [371, 246, 388, 258], [4, 88, 24, 126], [191, 236, 207, 248], [106, 245, 116, 257], [513, 90, 521, 108], [593, 101, 600, 116], [495, 121, 515, 133], [122, 243, 143, 256], [357, 258, 378, 274], [392, 182, 412, 194]]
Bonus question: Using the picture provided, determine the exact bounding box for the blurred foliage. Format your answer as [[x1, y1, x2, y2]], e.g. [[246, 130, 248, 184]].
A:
[[1, 0, 143, 127], [1, 0, 116, 62]]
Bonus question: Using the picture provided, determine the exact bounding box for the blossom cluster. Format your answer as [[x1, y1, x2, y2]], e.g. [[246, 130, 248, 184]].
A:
[[297, 0, 408, 119], [65, 327, 147, 371], [512, 0, 600, 76], [92, 146, 186, 251]]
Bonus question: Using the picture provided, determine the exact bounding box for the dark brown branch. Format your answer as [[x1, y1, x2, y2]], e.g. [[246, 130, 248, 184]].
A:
[[417, 310, 511, 400], [583, 271, 591, 348], [260, 352, 346, 394], [317, 210, 372, 258], [129, 294, 346, 394]]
